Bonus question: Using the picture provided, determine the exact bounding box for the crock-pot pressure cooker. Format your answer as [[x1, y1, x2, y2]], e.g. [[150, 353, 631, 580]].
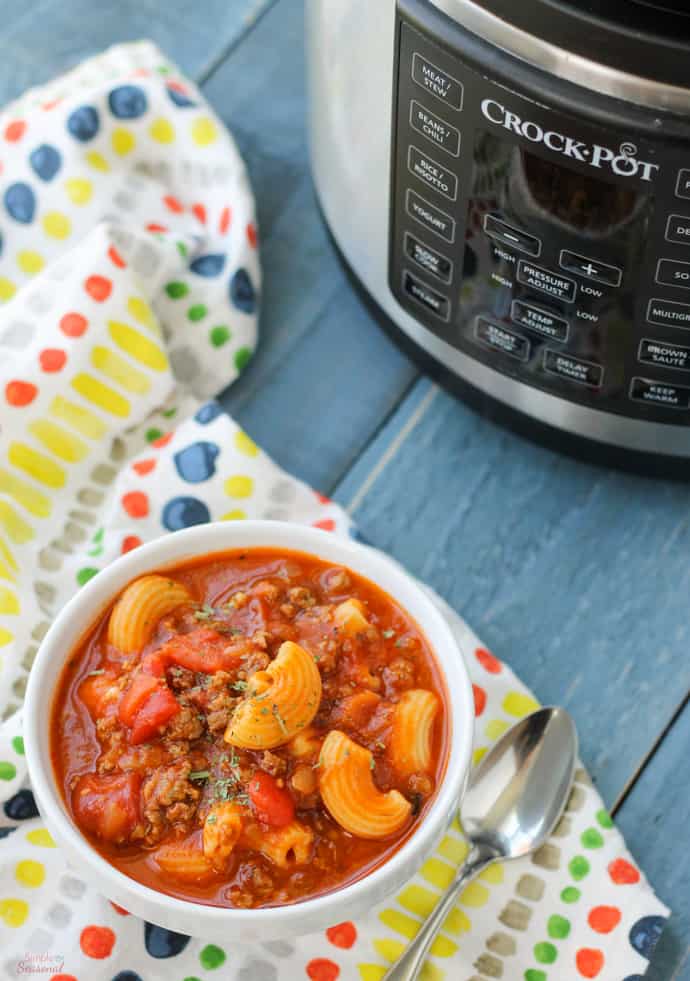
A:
[[306, 0, 690, 470]]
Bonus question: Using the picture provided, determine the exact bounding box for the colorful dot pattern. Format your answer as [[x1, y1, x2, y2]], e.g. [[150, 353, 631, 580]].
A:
[[0, 38, 668, 981]]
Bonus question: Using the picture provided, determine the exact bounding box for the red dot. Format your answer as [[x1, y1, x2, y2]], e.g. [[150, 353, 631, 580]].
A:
[[5, 380, 37, 406], [5, 119, 26, 142], [51, 975, 77, 981], [85, 275, 112, 302], [219, 206, 232, 234], [192, 202, 207, 225], [588, 906, 621, 934], [80, 925, 116, 959], [122, 491, 149, 519], [42, 99, 61, 112], [132, 458, 156, 476], [59, 312, 88, 337], [315, 491, 331, 504], [121, 535, 142, 554], [326, 922, 357, 949], [475, 647, 502, 674], [39, 348, 67, 373], [576, 948, 604, 978], [110, 901, 130, 915], [151, 432, 173, 448], [473, 683, 487, 717], [108, 245, 126, 268], [608, 857, 640, 885], [313, 519, 336, 532], [163, 194, 184, 213], [146, 222, 168, 233], [247, 222, 258, 248], [306, 959, 340, 981]]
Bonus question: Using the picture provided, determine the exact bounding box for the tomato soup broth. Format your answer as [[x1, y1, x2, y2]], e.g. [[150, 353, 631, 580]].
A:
[[51, 548, 449, 908]]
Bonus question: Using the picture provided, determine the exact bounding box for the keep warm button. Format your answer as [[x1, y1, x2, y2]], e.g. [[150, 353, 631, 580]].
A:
[[630, 376, 690, 409]]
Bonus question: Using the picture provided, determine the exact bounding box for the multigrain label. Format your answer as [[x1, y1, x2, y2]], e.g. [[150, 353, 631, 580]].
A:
[[646, 297, 690, 329]]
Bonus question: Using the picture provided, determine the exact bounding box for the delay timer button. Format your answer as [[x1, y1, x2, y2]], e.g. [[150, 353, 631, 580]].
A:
[[411, 53, 463, 110]]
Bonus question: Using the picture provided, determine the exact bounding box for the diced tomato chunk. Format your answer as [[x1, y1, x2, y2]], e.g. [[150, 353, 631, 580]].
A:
[[129, 687, 180, 745], [157, 627, 243, 674], [118, 672, 161, 727], [141, 651, 167, 677], [248, 771, 295, 828], [79, 672, 117, 719], [73, 772, 141, 843]]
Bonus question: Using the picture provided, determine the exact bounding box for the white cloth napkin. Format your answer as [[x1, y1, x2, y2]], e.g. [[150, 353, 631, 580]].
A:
[[0, 42, 668, 980]]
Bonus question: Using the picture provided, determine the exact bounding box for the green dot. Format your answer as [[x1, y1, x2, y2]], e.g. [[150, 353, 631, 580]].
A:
[[209, 325, 231, 347], [176, 241, 188, 258], [547, 914, 571, 939], [534, 942, 558, 964], [11, 736, 24, 756], [234, 346, 252, 372], [561, 886, 581, 903], [188, 304, 207, 322], [162, 407, 177, 418], [569, 855, 590, 881], [596, 808, 613, 829], [0, 761, 17, 780], [199, 945, 226, 970], [183, 977, 203, 981], [157, 64, 171, 74], [145, 427, 163, 443], [581, 828, 604, 849], [165, 281, 189, 299], [76, 567, 99, 587], [525, 971, 547, 981]]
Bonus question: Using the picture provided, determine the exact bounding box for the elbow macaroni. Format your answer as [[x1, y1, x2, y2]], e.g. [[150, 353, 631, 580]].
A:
[[319, 730, 412, 839], [225, 641, 322, 749], [107, 575, 191, 653], [333, 598, 371, 636], [202, 802, 244, 870], [390, 689, 440, 776], [243, 819, 314, 867]]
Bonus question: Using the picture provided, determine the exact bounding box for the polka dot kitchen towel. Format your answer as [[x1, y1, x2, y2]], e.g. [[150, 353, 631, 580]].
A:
[[0, 40, 669, 981]]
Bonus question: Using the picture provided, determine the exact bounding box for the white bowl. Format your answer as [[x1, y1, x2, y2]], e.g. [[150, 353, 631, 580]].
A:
[[25, 520, 474, 942]]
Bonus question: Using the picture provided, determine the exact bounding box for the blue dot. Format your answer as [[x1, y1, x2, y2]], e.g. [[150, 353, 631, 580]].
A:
[[190, 253, 226, 277], [3, 788, 39, 820], [144, 922, 191, 958], [108, 84, 148, 119], [112, 973, 143, 981], [29, 144, 62, 181], [162, 496, 210, 531], [173, 442, 219, 483], [230, 268, 256, 314], [195, 401, 222, 425], [4, 182, 36, 223], [165, 84, 197, 108], [0, 826, 17, 839], [67, 105, 100, 142], [623, 976, 644, 981], [629, 916, 665, 960]]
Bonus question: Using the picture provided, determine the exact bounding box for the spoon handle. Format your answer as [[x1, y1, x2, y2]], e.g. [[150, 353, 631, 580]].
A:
[[382, 845, 493, 981]]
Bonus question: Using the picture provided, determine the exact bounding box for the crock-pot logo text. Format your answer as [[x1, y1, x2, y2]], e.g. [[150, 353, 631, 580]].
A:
[[481, 99, 659, 182]]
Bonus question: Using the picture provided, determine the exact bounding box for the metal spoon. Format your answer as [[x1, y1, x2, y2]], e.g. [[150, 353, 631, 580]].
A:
[[383, 706, 578, 981]]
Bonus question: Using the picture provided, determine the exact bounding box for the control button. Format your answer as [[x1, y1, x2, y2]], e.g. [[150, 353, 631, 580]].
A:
[[411, 53, 463, 110], [511, 299, 569, 341], [655, 257, 690, 290], [630, 376, 690, 409], [475, 317, 529, 362], [639, 337, 690, 372], [676, 169, 690, 200], [666, 214, 690, 245], [409, 100, 461, 157], [543, 349, 603, 388], [404, 232, 453, 283], [646, 296, 690, 330], [406, 189, 455, 243], [407, 145, 458, 201], [484, 214, 541, 257], [517, 260, 577, 303], [402, 269, 450, 320], [558, 250, 622, 287]]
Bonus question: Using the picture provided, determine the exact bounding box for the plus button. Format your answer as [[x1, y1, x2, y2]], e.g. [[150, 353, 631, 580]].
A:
[[582, 262, 598, 276]]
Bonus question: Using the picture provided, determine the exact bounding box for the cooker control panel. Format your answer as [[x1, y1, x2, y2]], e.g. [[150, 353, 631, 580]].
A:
[[389, 10, 690, 424]]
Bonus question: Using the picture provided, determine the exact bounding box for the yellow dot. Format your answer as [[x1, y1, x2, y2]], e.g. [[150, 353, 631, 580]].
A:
[[191, 116, 218, 146], [0, 627, 13, 646], [479, 862, 504, 884], [15, 860, 45, 888], [221, 509, 247, 521], [358, 967, 387, 981], [485, 718, 510, 741], [26, 829, 55, 848], [0, 898, 29, 927], [85, 151, 109, 172], [16, 250, 44, 275], [459, 881, 489, 907], [0, 587, 19, 615], [112, 127, 136, 155], [503, 691, 540, 718], [149, 117, 175, 143], [65, 177, 93, 205], [233, 430, 259, 457], [224, 475, 253, 498], [0, 277, 17, 301], [127, 296, 156, 330], [372, 939, 404, 963], [420, 961, 446, 980], [473, 747, 487, 766], [443, 906, 471, 935], [42, 211, 71, 239]]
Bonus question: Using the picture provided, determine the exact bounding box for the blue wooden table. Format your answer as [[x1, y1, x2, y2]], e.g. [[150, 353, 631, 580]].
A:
[[0, 1, 687, 976]]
